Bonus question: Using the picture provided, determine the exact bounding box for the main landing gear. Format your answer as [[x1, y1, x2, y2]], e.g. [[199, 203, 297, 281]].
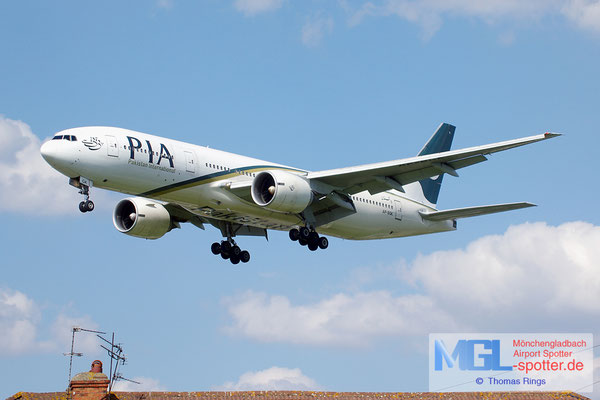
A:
[[289, 227, 329, 252], [210, 240, 251, 265]]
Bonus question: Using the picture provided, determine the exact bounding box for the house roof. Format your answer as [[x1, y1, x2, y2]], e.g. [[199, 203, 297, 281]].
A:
[[5, 391, 591, 400]]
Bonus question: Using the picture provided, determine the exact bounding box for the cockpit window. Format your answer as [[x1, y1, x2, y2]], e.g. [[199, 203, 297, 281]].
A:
[[51, 135, 78, 141]]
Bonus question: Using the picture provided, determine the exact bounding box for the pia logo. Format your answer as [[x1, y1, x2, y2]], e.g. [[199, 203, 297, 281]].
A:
[[434, 339, 513, 371], [82, 137, 103, 151]]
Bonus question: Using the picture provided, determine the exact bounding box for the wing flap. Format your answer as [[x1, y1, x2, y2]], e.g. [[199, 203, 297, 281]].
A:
[[163, 202, 208, 229], [207, 218, 268, 238], [419, 202, 536, 221]]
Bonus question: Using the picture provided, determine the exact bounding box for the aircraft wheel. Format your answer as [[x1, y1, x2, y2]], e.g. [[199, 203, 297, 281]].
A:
[[85, 200, 95, 212], [299, 227, 310, 240], [308, 231, 319, 245], [240, 250, 250, 263], [221, 241, 232, 253], [221, 251, 230, 260], [318, 236, 329, 249], [211, 242, 221, 255], [79, 201, 87, 213], [231, 245, 241, 257], [289, 228, 300, 241], [308, 242, 318, 251], [299, 238, 308, 246], [230, 255, 240, 265]]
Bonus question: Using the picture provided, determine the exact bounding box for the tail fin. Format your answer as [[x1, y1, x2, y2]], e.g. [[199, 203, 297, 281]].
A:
[[405, 123, 455, 208]]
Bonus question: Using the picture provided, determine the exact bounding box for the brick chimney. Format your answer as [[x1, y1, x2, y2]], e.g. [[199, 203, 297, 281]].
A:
[[69, 360, 109, 400]]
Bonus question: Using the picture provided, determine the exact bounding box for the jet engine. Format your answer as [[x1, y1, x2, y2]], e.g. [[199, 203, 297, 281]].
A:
[[113, 197, 171, 239], [251, 170, 312, 213]]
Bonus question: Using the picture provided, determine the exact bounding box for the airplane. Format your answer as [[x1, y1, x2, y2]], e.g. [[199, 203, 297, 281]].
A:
[[40, 123, 559, 264]]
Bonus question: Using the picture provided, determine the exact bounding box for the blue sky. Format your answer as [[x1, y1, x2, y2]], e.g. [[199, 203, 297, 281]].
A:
[[1, 0, 599, 397]]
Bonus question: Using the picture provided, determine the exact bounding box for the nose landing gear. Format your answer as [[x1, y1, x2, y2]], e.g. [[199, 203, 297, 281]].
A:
[[289, 227, 329, 251], [79, 200, 94, 213], [211, 240, 251, 264], [70, 177, 95, 213]]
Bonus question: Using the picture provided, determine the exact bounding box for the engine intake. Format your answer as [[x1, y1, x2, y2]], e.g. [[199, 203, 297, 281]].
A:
[[113, 197, 171, 239], [251, 170, 312, 213]]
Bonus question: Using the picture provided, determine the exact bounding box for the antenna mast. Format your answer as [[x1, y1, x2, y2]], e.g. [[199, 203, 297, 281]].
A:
[[63, 326, 106, 397]]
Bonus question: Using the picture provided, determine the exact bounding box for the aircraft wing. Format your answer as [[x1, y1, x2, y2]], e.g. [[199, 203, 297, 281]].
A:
[[164, 202, 267, 238], [307, 132, 560, 195], [163, 202, 208, 230], [419, 202, 536, 221]]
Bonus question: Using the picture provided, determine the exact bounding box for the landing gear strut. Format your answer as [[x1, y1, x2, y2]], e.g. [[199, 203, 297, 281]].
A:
[[210, 239, 251, 264], [72, 177, 94, 213], [289, 227, 329, 252]]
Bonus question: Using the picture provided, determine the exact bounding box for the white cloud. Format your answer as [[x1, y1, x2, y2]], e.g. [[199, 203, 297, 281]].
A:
[[0, 116, 80, 215], [348, 0, 600, 38], [0, 287, 102, 356], [409, 221, 600, 329], [225, 221, 600, 346], [0, 288, 41, 355], [302, 15, 334, 47], [234, 0, 283, 16], [113, 376, 166, 392], [563, 0, 600, 33], [217, 366, 320, 391], [0, 116, 115, 216], [51, 314, 102, 355], [577, 356, 600, 398], [225, 290, 456, 346]]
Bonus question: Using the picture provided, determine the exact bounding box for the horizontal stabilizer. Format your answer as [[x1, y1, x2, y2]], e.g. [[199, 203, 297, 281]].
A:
[[419, 202, 536, 221]]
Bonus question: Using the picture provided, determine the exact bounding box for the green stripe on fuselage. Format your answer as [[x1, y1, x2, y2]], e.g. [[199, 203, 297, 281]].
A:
[[139, 165, 305, 197]]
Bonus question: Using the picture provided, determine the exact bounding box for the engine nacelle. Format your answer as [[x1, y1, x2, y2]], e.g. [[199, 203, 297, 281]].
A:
[[113, 197, 171, 240], [251, 170, 312, 213]]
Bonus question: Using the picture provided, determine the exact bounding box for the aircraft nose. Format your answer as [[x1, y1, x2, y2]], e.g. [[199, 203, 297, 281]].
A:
[[40, 136, 78, 177], [40, 139, 59, 164]]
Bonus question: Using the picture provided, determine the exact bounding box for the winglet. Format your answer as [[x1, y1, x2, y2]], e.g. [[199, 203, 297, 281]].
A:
[[544, 132, 562, 138]]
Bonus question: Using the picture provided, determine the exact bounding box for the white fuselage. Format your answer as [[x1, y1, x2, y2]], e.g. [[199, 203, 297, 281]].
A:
[[41, 126, 455, 240]]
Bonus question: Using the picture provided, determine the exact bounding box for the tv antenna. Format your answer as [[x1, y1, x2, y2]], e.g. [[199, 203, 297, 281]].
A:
[[64, 327, 106, 387], [97, 333, 140, 392]]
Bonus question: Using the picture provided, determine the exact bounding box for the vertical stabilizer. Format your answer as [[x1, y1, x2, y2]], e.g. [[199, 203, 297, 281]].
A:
[[404, 123, 455, 208]]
